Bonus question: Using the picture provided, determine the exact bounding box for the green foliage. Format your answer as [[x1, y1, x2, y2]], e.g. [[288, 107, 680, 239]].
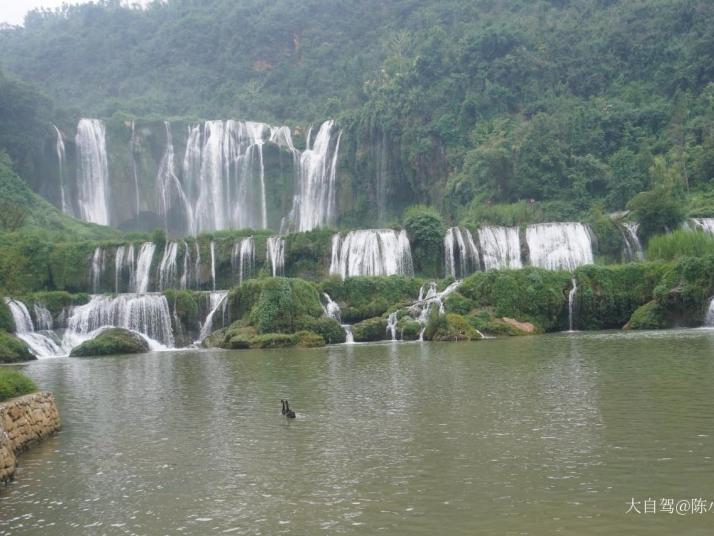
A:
[[444, 292, 473, 316], [588, 208, 626, 263], [573, 263, 668, 330], [284, 229, 333, 280], [0, 331, 35, 363], [319, 276, 423, 323], [295, 330, 326, 348], [647, 230, 714, 261], [351, 317, 387, 342], [0, 368, 37, 401], [151, 228, 167, 251], [163, 289, 199, 327], [460, 268, 571, 332], [229, 333, 298, 350], [397, 318, 421, 341], [402, 205, 444, 277], [651, 255, 714, 326], [240, 277, 323, 334], [628, 187, 686, 240], [69, 328, 149, 357], [297, 317, 346, 344], [425, 312, 480, 341], [626, 301, 669, 330], [0, 302, 14, 332]]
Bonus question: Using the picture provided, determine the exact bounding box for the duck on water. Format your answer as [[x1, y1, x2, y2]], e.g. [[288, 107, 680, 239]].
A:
[[281, 400, 296, 419]]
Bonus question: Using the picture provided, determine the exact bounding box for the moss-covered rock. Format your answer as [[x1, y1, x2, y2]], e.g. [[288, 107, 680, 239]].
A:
[[297, 317, 346, 344], [235, 333, 298, 349], [650, 255, 714, 326], [625, 301, 669, 330], [0, 331, 35, 363], [69, 328, 149, 357], [397, 318, 421, 340], [425, 313, 481, 341], [352, 317, 388, 342], [295, 330, 326, 348]]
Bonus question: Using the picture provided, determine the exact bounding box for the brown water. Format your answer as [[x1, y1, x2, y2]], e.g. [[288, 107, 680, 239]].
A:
[[1, 330, 713, 535]]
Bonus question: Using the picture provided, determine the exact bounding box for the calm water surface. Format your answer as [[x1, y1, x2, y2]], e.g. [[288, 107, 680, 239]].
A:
[[1, 330, 713, 535]]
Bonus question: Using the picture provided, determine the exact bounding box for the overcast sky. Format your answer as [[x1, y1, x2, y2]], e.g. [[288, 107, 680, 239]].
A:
[[0, 1, 148, 26]]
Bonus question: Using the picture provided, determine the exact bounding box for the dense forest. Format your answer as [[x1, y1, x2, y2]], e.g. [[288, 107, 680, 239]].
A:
[[0, 0, 713, 226]]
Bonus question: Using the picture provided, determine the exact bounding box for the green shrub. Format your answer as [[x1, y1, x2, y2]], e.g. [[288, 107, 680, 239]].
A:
[[284, 229, 334, 280], [352, 317, 388, 342], [0, 331, 35, 363], [425, 312, 480, 341], [588, 209, 626, 263], [70, 328, 149, 357], [0, 301, 14, 332], [0, 368, 37, 402], [398, 318, 422, 340], [647, 230, 714, 261], [444, 292, 473, 315], [460, 268, 571, 332], [402, 205, 444, 277], [297, 317, 346, 344], [625, 301, 669, 330], [295, 330, 326, 348], [650, 255, 714, 326], [628, 187, 686, 240]]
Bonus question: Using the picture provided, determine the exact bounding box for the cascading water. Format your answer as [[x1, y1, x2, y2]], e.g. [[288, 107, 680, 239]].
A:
[[690, 218, 714, 235], [622, 222, 644, 261], [386, 312, 398, 341], [704, 297, 714, 327], [53, 125, 68, 214], [90, 247, 105, 293], [198, 291, 229, 342], [158, 242, 179, 290], [210, 241, 217, 291], [525, 223, 594, 271], [342, 325, 355, 344], [284, 120, 342, 232], [4, 298, 64, 358], [64, 294, 174, 350], [75, 118, 110, 225], [232, 237, 255, 285], [322, 293, 341, 322], [180, 241, 191, 290], [568, 277, 577, 332], [410, 281, 463, 341], [478, 226, 523, 270], [114, 244, 136, 293], [33, 303, 53, 331], [156, 121, 194, 234], [444, 227, 480, 277], [129, 120, 141, 217], [329, 229, 414, 279], [267, 236, 285, 277], [132, 242, 156, 293]]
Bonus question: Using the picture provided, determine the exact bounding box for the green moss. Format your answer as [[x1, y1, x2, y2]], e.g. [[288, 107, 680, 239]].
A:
[[0, 302, 14, 332], [425, 312, 480, 341], [625, 301, 669, 330], [320, 276, 423, 323], [460, 268, 571, 332], [163, 289, 199, 326], [352, 317, 388, 342], [397, 318, 421, 340], [295, 330, 326, 348], [284, 229, 334, 280], [69, 328, 149, 357], [403, 205, 445, 277], [444, 292, 473, 315], [230, 333, 298, 349], [0, 331, 35, 363], [650, 255, 714, 326], [297, 317, 346, 344], [0, 368, 37, 402]]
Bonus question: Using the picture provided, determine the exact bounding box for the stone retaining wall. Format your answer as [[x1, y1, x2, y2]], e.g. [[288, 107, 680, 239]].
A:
[[0, 392, 61, 484]]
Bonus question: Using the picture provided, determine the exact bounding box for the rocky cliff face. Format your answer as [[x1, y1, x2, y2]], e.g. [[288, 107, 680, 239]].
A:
[[0, 392, 60, 484]]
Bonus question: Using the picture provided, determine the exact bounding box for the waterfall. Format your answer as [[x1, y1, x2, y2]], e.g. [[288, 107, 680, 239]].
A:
[[568, 277, 577, 331], [156, 122, 194, 234], [322, 293, 341, 322], [75, 118, 110, 225], [209, 241, 216, 291], [411, 280, 463, 341], [705, 297, 714, 327], [284, 120, 342, 232], [622, 222, 644, 261], [690, 218, 714, 235], [158, 242, 179, 290], [193, 241, 202, 289], [478, 226, 522, 270], [329, 229, 414, 279], [132, 242, 156, 293], [267, 236, 285, 277], [525, 223, 594, 271], [64, 294, 174, 350], [4, 298, 64, 358], [342, 325, 354, 344], [33, 303, 53, 331], [180, 241, 191, 289], [53, 125, 68, 214], [129, 120, 141, 217], [232, 237, 255, 285], [114, 244, 135, 293], [386, 312, 398, 341], [444, 227, 480, 277], [198, 291, 229, 342], [90, 247, 105, 293]]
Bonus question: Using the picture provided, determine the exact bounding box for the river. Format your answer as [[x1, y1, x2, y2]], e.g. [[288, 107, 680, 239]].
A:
[[1, 330, 713, 535]]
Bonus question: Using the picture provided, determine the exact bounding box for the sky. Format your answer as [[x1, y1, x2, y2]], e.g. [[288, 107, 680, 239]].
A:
[[0, 1, 147, 26]]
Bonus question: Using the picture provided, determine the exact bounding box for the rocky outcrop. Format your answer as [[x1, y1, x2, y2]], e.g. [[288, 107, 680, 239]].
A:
[[0, 392, 61, 484]]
